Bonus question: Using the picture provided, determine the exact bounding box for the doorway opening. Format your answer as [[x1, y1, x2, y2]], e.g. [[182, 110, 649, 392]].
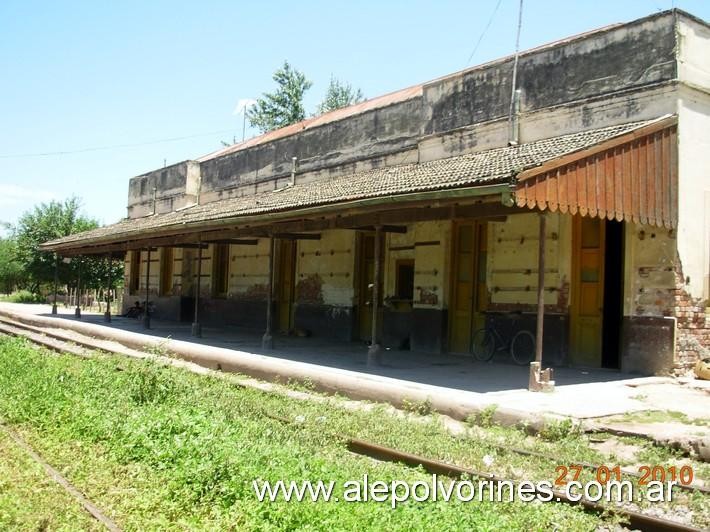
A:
[[570, 216, 624, 368], [602, 219, 624, 369]]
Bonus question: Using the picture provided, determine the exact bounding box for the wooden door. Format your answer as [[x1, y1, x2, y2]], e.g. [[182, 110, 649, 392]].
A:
[[570, 216, 605, 367], [357, 233, 380, 341], [277, 239, 296, 333], [449, 222, 488, 353]]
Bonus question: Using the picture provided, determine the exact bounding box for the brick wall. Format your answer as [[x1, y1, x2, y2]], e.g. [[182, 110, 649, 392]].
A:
[[673, 268, 710, 374]]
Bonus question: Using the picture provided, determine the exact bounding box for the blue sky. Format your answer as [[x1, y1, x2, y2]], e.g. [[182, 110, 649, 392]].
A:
[[1, 0, 708, 232]]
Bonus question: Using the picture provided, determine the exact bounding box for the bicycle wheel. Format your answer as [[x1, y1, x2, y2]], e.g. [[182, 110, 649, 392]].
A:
[[472, 328, 495, 362], [510, 330, 535, 365]]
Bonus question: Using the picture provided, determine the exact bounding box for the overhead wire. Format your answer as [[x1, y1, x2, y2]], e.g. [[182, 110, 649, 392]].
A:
[[465, 0, 504, 66], [0, 128, 239, 160]]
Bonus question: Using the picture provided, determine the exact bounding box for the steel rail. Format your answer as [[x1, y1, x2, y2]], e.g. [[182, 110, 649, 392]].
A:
[[0, 317, 706, 532]]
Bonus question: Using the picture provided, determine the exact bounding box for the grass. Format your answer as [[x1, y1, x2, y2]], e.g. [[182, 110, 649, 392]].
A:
[[615, 409, 710, 427], [0, 430, 99, 531], [0, 336, 706, 530]]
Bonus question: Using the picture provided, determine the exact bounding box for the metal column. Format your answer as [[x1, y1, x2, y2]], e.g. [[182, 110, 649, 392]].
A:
[[192, 239, 203, 337], [51, 254, 59, 315], [143, 249, 151, 329], [74, 258, 82, 318], [104, 255, 112, 323], [367, 226, 382, 366], [262, 236, 275, 350]]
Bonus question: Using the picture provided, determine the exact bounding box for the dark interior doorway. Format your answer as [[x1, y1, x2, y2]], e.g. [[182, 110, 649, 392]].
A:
[[601, 220, 624, 369]]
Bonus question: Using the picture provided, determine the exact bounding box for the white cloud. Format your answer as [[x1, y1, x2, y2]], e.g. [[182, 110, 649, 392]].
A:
[[233, 98, 257, 115]]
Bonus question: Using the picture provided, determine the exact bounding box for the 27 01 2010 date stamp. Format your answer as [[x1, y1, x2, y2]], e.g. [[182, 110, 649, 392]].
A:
[[555, 464, 695, 486]]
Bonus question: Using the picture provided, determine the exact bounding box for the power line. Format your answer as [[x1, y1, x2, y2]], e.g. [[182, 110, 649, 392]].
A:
[[465, 0, 504, 66], [0, 128, 239, 160]]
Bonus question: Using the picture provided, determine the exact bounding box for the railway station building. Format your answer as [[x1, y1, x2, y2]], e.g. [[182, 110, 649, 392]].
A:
[[42, 10, 710, 376]]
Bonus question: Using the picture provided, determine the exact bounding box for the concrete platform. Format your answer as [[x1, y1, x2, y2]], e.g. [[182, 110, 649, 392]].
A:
[[1, 302, 707, 427]]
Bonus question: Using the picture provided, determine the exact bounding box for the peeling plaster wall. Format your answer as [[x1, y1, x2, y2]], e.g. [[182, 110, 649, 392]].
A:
[[293, 231, 357, 340], [624, 225, 677, 318], [229, 240, 270, 300], [483, 213, 571, 363], [621, 224, 678, 374], [380, 221, 450, 352], [487, 213, 570, 310], [295, 230, 355, 307]]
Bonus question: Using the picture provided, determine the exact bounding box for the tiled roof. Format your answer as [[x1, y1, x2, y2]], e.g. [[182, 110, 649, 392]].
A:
[[42, 119, 654, 250]]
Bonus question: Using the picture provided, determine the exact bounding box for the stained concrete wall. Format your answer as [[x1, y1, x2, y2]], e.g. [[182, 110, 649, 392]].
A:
[[199, 98, 423, 199], [379, 221, 450, 352], [675, 14, 710, 305], [293, 231, 357, 340], [422, 11, 676, 140], [621, 223, 677, 374], [487, 213, 570, 310], [123, 10, 696, 222], [127, 161, 200, 218]]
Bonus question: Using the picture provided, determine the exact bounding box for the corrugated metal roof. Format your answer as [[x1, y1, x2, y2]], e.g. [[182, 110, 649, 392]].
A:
[[43, 119, 657, 252]]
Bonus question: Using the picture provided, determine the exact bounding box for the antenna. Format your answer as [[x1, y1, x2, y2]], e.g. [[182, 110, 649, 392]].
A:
[[508, 0, 524, 146]]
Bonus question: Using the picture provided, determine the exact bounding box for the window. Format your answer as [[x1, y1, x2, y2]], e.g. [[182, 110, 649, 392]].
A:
[[129, 251, 141, 294], [159, 247, 174, 296], [395, 259, 414, 301], [212, 244, 230, 297]]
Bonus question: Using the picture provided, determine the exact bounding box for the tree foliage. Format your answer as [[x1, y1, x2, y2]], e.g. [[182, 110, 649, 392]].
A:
[[11, 197, 122, 294], [316, 76, 364, 115], [247, 61, 313, 133], [0, 238, 24, 294]]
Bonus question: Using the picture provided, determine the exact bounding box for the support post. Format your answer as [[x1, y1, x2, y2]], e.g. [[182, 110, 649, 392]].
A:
[[367, 226, 382, 366], [104, 255, 112, 323], [535, 213, 546, 364], [192, 239, 203, 337], [74, 258, 82, 318], [529, 212, 554, 392], [143, 248, 151, 329], [51, 254, 59, 315], [262, 236, 275, 349]]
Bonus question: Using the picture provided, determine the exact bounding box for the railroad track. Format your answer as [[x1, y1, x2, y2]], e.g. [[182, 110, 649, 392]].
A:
[[0, 315, 706, 532]]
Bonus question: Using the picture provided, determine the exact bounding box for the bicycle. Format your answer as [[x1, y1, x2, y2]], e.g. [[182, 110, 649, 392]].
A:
[[471, 311, 536, 365]]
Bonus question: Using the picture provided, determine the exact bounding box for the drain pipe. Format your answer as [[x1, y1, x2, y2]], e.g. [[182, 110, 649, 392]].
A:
[[509, 89, 521, 146], [290, 157, 297, 187], [151, 186, 158, 215]]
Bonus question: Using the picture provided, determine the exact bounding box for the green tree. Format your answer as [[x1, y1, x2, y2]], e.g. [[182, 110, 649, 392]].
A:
[[248, 61, 312, 133], [0, 238, 24, 294], [12, 197, 121, 294], [315, 76, 364, 115]]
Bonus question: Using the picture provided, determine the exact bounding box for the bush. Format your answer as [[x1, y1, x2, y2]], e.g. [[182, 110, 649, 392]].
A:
[[401, 397, 433, 416], [5, 290, 45, 304], [467, 404, 498, 428], [539, 418, 580, 441]]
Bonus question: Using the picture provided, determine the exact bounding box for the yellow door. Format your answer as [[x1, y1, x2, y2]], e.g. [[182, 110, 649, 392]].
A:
[[277, 239, 296, 333], [358, 233, 376, 341], [570, 216, 605, 366], [449, 222, 488, 353]]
